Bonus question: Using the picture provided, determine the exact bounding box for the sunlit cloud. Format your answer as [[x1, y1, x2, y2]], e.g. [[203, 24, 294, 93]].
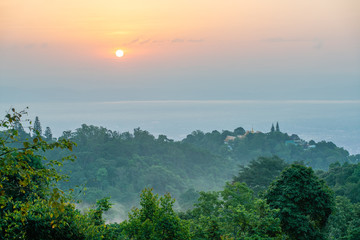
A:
[[109, 31, 131, 35], [188, 39, 204, 43], [171, 38, 185, 43], [139, 39, 150, 44], [124, 37, 204, 46], [125, 38, 139, 45]]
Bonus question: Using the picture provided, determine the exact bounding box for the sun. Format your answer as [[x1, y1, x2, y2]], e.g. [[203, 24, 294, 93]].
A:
[[115, 49, 124, 57]]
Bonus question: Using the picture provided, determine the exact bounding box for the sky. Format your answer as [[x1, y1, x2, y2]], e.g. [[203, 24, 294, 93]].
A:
[[1, 0, 359, 103], [1, 0, 360, 154]]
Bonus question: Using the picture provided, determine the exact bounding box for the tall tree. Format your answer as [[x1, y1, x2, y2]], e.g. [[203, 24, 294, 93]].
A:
[[44, 126, 53, 140], [233, 156, 289, 195], [276, 122, 280, 132], [14, 121, 25, 133], [270, 124, 275, 132], [33, 116, 42, 136], [265, 164, 334, 240]]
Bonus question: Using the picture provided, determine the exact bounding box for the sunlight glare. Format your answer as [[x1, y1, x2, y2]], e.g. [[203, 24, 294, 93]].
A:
[[115, 49, 124, 57]]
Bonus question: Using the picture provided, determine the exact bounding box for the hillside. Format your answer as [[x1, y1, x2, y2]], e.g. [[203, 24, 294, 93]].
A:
[[40, 124, 360, 211], [2, 112, 360, 239]]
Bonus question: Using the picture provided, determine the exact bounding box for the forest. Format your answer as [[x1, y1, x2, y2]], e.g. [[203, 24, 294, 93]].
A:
[[1, 109, 360, 239]]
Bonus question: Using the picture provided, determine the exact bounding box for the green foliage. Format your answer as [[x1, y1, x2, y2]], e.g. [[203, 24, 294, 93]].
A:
[[1, 199, 89, 240], [233, 156, 289, 195], [0, 109, 116, 239], [318, 162, 360, 203], [185, 182, 283, 239], [265, 164, 335, 240], [53, 124, 233, 207], [90, 197, 113, 226], [2, 109, 357, 239], [1, 108, 74, 212], [184, 127, 354, 170], [233, 127, 245, 136], [325, 196, 360, 240], [44, 123, 356, 212], [123, 188, 191, 240], [178, 188, 200, 210]]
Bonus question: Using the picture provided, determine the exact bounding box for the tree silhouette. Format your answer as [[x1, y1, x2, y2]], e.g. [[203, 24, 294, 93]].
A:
[[44, 126, 53, 140], [33, 116, 42, 136], [271, 124, 275, 132]]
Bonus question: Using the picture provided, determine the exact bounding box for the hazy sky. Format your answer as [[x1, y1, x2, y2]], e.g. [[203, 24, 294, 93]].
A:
[[1, 0, 360, 103]]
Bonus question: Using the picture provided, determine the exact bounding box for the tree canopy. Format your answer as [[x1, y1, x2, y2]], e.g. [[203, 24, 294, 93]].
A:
[[1, 109, 358, 239], [265, 164, 334, 240], [233, 156, 289, 195]]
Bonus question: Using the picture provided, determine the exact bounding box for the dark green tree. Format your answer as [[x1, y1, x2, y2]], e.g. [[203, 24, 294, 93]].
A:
[[32, 116, 42, 136], [44, 126, 53, 140], [325, 196, 360, 240], [265, 164, 334, 240], [276, 122, 280, 132], [234, 127, 245, 136], [270, 124, 275, 133], [318, 162, 360, 203], [233, 156, 289, 195]]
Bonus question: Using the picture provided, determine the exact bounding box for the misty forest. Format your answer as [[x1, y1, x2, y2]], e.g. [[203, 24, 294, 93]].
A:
[[1, 109, 360, 240], [2, 0, 360, 239]]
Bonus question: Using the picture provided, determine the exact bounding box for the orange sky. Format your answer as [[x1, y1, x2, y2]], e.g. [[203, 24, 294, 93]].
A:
[[1, 0, 359, 100], [2, 0, 359, 59]]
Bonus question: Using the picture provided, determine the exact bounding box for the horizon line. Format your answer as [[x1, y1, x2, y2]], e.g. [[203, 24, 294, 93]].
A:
[[100, 100, 360, 104]]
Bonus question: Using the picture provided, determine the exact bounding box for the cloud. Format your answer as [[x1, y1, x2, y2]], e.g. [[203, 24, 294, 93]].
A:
[[263, 37, 306, 42], [152, 40, 166, 43], [124, 37, 203, 46], [171, 38, 204, 43], [171, 38, 185, 43], [124, 38, 152, 46], [109, 31, 130, 35], [125, 38, 139, 45], [139, 39, 150, 45], [130, 38, 139, 44], [188, 39, 204, 43]]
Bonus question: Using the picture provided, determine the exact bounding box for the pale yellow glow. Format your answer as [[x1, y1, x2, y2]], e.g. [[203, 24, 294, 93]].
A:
[[1, 0, 358, 65], [115, 49, 124, 57]]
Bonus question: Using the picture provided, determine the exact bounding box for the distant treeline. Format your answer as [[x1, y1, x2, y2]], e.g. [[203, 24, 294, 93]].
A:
[[15, 118, 356, 208]]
